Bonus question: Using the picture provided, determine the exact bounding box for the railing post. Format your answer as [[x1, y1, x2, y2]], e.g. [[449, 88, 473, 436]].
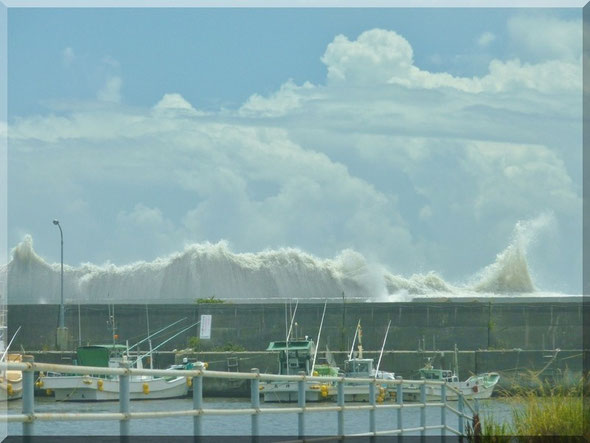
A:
[[193, 371, 203, 437], [397, 381, 403, 437], [337, 379, 344, 437], [297, 371, 305, 438], [119, 361, 130, 437], [458, 392, 465, 437], [420, 382, 426, 438], [369, 380, 376, 436], [22, 355, 35, 437], [250, 368, 260, 438], [441, 383, 447, 436]]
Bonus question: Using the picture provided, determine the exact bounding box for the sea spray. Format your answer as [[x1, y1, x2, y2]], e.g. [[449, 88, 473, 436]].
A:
[[473, 213, 554, 293], [6, 216, 555, 304]]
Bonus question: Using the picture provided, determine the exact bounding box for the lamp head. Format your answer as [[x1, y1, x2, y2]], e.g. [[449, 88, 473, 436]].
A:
[[53, 219, 59, 225]]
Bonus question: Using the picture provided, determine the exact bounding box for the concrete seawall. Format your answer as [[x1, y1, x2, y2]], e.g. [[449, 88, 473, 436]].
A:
[[8, 300, 585, 353]]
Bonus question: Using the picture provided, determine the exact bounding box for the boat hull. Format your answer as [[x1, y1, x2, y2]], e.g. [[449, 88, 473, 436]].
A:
[[0, 381, 22, 401], [402, 373, 499, 402], [41, 375, 189, 401]]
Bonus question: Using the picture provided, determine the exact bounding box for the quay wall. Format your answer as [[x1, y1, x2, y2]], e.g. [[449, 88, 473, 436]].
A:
[[7, 300, 585, 353]]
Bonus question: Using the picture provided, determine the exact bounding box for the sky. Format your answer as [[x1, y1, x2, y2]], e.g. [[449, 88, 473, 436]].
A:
[[4, 7, 583, 293]]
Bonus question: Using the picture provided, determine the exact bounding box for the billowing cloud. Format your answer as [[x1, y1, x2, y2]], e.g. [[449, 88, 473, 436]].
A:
[[8, 19, 582, 291], [508, 14, 581, 62], [477, 32, 496, 47], [97, 76, 122, 103]]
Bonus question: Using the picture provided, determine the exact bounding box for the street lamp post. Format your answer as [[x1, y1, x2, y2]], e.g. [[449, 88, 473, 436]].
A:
[[53, 219, 68, 350]]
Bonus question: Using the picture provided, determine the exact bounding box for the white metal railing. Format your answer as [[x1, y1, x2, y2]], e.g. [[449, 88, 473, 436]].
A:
[[2, 356, 479, 438]]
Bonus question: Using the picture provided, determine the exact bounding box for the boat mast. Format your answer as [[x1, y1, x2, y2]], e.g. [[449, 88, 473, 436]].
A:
[[455, 344, 460, 377], [375, 320, 392, 375], [285, 300, 299, 375], [311, 300, 328, 375], [132, 321, 200, 365], [0, 326, 21, 362], [348, 319, 361, 361]]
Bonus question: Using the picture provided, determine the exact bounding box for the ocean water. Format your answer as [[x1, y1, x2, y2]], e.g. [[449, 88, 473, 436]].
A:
[[3, 215, 579, 305], [6, 397, 515, 437]]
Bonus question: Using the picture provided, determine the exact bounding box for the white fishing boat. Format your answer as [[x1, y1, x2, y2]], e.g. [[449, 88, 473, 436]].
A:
[[0, 353, 23, 401], [41, 317, 199, 401], [0, 327, 23, 401], [262, 301, 339, 402], [341, 320, 396, 402], [402, 348, 500, 401], [41, 344, 190, 401]]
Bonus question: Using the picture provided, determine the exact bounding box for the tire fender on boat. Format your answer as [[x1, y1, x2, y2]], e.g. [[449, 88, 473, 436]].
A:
[[97, 379, 104, 391]]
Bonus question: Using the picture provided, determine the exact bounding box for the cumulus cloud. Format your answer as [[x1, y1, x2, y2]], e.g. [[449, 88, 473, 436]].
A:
[[62, 47, 75, 67], [97, 76, 122, 103], [477, 32, 496, 47], [8, 19, 582, 289], [507, 14, 581, 62]]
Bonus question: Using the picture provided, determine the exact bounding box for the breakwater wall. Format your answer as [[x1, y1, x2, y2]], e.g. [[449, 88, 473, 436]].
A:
[[7, 300, 585, 353]]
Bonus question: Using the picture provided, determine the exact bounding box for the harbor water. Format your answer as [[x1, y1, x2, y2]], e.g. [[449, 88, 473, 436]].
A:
[[6, 397, 515, 436]]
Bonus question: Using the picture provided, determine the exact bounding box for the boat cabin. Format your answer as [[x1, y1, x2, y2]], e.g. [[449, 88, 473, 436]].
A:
[[75, 345, 129, 368], [344, 358, 374, 377], [418, 368, 459, 383], [266, 339, 314, 375]]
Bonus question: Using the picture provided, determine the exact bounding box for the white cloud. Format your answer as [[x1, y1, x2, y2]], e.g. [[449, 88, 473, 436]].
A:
[[62, 47, 75, 67], [320, 28, 579, 93], [507, 14, 581, 62], [97, 76, 122, 103], [8, 20, 582, 289], [477, 32, 496, 47]]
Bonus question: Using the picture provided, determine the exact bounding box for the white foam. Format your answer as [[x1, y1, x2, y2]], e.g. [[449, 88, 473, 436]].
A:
[[4, 215, 572, 304]]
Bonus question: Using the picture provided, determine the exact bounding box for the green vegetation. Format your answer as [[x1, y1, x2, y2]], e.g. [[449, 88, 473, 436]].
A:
[[195, 295, 225, 304], [468, 373, 588, 441], [187, 337, 246, 352]]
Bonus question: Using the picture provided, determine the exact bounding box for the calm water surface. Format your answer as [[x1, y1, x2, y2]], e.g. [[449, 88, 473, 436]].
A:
[[7, 397, 515, 436]]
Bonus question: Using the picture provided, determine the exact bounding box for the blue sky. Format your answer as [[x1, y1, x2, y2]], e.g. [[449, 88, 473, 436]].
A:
[[5, 7, 583, 293]]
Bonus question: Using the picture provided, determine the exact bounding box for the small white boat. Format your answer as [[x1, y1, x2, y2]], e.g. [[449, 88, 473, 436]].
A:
[[402, 352, 500, 402], [41, 345, 190, 401], [341, 320, 396, 402], [0, 353, 23, 401]]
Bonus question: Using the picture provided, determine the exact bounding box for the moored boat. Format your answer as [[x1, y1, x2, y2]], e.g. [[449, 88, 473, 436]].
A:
[[40, 344, 190, 401], [402, 349, 500, 401]]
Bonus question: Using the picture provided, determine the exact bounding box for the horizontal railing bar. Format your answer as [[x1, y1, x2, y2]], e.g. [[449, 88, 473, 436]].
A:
[[5, 400, 457, 423], [3, 362, 454, 387]]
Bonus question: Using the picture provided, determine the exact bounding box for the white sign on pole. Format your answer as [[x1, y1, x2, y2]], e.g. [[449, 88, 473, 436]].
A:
[[200, 314, 212, 340]]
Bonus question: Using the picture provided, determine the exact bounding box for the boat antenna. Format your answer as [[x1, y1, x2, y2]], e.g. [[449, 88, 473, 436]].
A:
[[132, 321, 200, 365], [348, 319, 361, 360], [285, 299, 298, 374], [454, 343, 459, 378], [375, 320, 392, 376], [0, 326, 21, 362], [311, 300, 328, 375], [126, 317, 188, 352]]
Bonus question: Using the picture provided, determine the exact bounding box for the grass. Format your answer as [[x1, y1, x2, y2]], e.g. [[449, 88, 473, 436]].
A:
[[468, 372, 588, 441]]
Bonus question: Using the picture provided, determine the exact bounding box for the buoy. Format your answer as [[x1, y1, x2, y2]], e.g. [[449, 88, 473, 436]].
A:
[[97, 379, 104, 391], [143, 383, 150, 395], [46, 389, 53, 396], [187, 377, 193, 388], [377, 395, 384, 403], [321, 390, 328, 398], [7, 384, 13, 396], [204, 362, 209, 369], [35, 380, 44, 388], [313, 371, 319, 376]]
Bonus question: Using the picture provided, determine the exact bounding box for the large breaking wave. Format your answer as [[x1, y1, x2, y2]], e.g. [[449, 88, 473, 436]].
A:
[[4, 215, 561, 304]]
